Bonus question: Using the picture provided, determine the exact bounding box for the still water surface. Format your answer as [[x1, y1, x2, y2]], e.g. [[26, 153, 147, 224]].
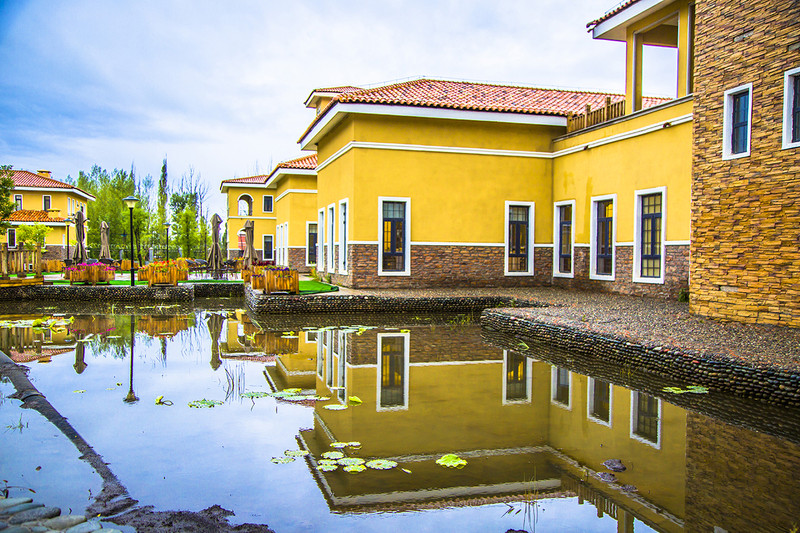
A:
[[1, 301, 799, 532]]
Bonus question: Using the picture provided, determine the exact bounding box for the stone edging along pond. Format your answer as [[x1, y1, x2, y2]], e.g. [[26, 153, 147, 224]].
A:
[[0, 282, 242, 301], [480, 308, 800, 409]]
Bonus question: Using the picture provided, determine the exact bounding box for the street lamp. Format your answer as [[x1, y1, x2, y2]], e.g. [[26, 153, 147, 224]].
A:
[[64, 216, 73, 265], [123, 196, 139, 286], [163, 221, 171, 262]]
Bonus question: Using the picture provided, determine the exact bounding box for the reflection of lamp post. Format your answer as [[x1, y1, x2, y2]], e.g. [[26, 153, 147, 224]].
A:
[[64, 216, 73, 264], [124, 314, 138, 403], [163, 221, 171, 262], [123, 196, 139, 286]]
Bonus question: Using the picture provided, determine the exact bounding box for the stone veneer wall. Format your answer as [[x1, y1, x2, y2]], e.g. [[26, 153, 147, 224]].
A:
[[553, 245, 689, 299], [337, 244, 552, 289], [287, 247, 311, 274], [691, 0, 800, 326]]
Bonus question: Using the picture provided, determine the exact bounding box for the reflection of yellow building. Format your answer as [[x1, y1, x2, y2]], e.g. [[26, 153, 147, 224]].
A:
[[298, 325, 685, 529], [264, 329, 318, 391], [0, 315, 75, 363]]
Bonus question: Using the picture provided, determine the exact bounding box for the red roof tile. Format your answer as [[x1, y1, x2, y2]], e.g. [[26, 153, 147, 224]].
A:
[[314, 86, 363, 94], [275, 153, 317, 171], [301, 78, 671, 142], [220, 174, 270, 185], [587, 0, 642, 30], [11, 170, 94, 199], [8, 210, 65, 223]]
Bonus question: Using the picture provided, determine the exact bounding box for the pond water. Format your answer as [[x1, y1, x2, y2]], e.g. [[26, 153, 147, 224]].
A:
[[2, 301, 800, 532]]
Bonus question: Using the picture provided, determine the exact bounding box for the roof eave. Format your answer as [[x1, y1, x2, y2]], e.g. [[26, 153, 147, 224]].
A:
[[264, 168, 317, 189], [591, 0, 674, 41]]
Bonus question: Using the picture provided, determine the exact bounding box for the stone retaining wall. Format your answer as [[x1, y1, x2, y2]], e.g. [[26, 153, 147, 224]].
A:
[[0, 282, 244, 302], [481, 308, 800, 408]]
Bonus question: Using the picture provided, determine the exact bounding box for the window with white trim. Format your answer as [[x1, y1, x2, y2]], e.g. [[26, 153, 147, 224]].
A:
[[306, 222, 317, 266], [587, 377, 612, 426], [327, 204, 335, 273], [377, 333, 409, 411], [7, 228, 16, 248], [14, 195, 22, 211], [505, 201, 535, 275], [634, 188, 666, 283], [42, 195, 51, 211], [782, 67, 800, 149], [590, 195, 616, 280], [631, 391, 661, 448], [238, 194, 253, 216], [502, 351, 532, 404], [379, 198, 410, 276], [550, 366, 571, 409], [722, 83, 753, 159], [262, 195, 273, 213], [553, 201, 574, 277], [317, 210, 325, 273], [262, 234, 274, 261], [338, 199, 348, 273]]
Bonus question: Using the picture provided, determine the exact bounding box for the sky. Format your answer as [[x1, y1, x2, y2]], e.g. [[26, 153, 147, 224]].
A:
[[0, 0, 677, 218]]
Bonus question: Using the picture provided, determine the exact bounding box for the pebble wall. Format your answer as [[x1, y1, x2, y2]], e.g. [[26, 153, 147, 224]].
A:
[[0, 282, 243, 302]]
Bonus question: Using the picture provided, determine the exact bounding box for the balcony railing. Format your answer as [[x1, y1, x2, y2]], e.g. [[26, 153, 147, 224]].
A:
[[566, 97, 626, 133]]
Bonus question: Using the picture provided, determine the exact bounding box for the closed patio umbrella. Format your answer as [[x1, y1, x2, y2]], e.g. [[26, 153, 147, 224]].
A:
[[241, 219, 257, 270], [206, 213, 224, 278], [99, 221, 112, 261], [206, 312, 224, 371], [72, 211, 88, 264]]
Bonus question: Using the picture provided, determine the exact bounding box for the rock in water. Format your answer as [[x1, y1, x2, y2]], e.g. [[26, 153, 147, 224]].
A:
[[603, 458, 627, 472], [9, 505, 61, 524], [596, 472, 617, 482]]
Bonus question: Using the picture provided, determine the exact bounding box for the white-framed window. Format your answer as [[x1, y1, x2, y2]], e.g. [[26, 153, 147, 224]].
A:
[[590, 194, 616, 280], [306, 221, 318, 267], [338, 199, 349, 274], [316, 331, 324, 378], [238, 194, 253, 216], [782, 66, 800, 150], [335, 330, 348, 403], [14, 195, 22, 211], [262, 234, 274, 261], [550, 366, 571, 410], [377, 332, 409, 411], [7, 228, 17, 248], [502, 351, 532, 404], [722, 82, 753, 159], [262, 195, 273, 213], [633, 187, 666, 284], [378, 197, 411, 276], [630, 391, 661, 449], [305, 330, 318, 344], [504, 201, 535, 276], [275, 223, 288, 266], [327, 204, 335, 274], [42, 195, 51, 211], [317, 209, 325, 273], [587, 377, 613, 427], [553, 200, 575, 278]]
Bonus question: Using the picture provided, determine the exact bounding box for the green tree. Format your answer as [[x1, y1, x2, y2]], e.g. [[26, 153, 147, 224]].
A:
[[0, 165, 17, 235], [168, 167, 209, 258], [16, 223, 51, 251]]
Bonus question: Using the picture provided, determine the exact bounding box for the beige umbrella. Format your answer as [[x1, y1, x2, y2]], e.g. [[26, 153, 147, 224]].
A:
[[206, 214, 224, 278], [72, 211, 88, 264], [99, 221, 112, 261], [241, 220, 257, 269]]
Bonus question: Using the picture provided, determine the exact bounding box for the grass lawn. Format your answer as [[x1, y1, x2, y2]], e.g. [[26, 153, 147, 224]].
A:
[[49, 278, 338, 294]]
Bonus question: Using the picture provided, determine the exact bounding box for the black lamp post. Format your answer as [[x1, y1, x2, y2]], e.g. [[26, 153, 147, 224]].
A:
[[123, 196, 139, 286], [64, 216, 73, 265], [164, 221, 171, 262]]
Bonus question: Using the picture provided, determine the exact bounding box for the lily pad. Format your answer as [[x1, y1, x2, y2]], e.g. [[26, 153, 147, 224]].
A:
[[343, 464, 366, 473], [73, 390, 86, 394], [321, 451, 344, 460], [366, 459, 398, 470], [188, 399, 223, 408], [317, 463, 338, 472], [330, 442, 349, 449], [317, 459, 338, 467], [241, 391, 270, 399], [155, 396, 173, 406], [271, 457, 295, 464], [284, 450, 310, 457], [337, 457, 366, 466], [348, 396, 363, 406], [346, 441, 362, 449], [324, 404, 348, 411], [436, 454, 467, 469]]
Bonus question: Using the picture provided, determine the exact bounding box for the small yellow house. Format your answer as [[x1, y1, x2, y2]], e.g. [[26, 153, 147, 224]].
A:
[[220, 173, 277, 262], [3, 170, 95, 261]]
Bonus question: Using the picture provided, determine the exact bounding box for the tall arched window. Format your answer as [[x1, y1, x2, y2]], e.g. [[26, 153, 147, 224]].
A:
[[238, 194, 253, 216]]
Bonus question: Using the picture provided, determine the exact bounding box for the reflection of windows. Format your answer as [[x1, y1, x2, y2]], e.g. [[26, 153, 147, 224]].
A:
[[306, 331, 318, 343], [316, 332, 324, 378], [550, 366, 571, 408], [587, 378, 612, 426], [325, 331, 334, 388], [631, 391, 661, 448], [503, 351, 531, 403], [377, 333, 409, 410], [336, 331, 348, 403]]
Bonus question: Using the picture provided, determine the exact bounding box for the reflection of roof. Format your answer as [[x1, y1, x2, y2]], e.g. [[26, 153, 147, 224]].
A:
[[8, 210, 65, 223], [221, 354, 276, 363], [11, 170, 95, 200], [10, 347, 74, 363], [586, 0, 641, 30]]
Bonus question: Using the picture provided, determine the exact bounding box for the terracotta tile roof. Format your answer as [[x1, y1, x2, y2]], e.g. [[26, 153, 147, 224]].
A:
[[220, 174, 270, 185], [314, 86, 362, 94], [301, 78, 671, 142], [587, 0, 641, 30], [11, 170, 94, 199], [275, 153, 317, 171], [8, 210, 65, 223]]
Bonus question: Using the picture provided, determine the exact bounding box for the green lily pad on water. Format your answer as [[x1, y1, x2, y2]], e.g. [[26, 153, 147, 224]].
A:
[[348, 396, 363, 406], [321, 451, 344, 460], [337, 457, 366, 466], [271, 457, 295, 464], [343, 464, 366, 473], [284, 450, 310, 457], [317, 463, 338, 472], [366, 459, 398, 470], [436, 454, 467, 469], [188, 399, 223, 408], [330, 442, 349, 449], [324, 404, 348, 411], [241, 391, 270, 399]]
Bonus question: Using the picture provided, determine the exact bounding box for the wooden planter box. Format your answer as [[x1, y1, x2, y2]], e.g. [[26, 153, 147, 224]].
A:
[[69, 264, 114, 285], [265, 269, 299, 294], [148, 267, 179, 287], [251, 274, 265, 290], [242, 269, 252, 283]]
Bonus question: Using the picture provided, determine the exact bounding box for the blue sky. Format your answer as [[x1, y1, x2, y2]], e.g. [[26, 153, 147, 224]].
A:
[[0, 0, 677, 217]]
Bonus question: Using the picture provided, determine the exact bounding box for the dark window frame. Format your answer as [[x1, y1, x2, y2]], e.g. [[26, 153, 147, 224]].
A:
[[507, 205, 530, 273], [307, 223, 317, 265], [596, 200, 614, 276], [793, 74, 800, 143], [731, 90, 750, 155], [262, 195, 273, 213], [381, 201, 406, 273], [262, 235, 274, 261], [558, 204, 572, 274], [640, 193, 663, 278]]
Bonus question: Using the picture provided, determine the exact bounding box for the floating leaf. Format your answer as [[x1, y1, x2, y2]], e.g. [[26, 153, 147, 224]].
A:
[[337, 457, 366, 466], [73, 390, 86, 394], [317, 459, 338, 466], [314, 396, 331, 402], [241, 391, 270, 399], [401, 468, 412, 474], [284, 450, 310, 457], [321, 451, 344, 460], [343, 464, 366, 473], [188, 399, 223, 408], [283, 388, 301, 394], [436, 454, 467, 469], [330, 442, 349, 449], [324, 404, 347, 411], [346, 441, 362, 449], [400, 329, 410, 333], [348, 396, 363, 406], [271, 457, 295, 464], [155, 396, 173, 406], [366, 459, 398, 470], [317, 463, 338, 472]]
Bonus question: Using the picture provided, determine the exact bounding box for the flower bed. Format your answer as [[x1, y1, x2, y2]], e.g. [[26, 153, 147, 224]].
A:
[[264, 268, 299, 294], [139, 261, 188, 287], [67, 263, 116, 285]]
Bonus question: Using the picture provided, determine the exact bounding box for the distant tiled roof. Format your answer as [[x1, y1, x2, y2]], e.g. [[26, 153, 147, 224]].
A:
[[301, 78, 670, 142], [314, 86, 362, 94], [8, 210, 65, 223], [587, 0, 641, 30], [11, 170, 94, 199], [275, 153, 317, 171], [220, 174, 270, 185]]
